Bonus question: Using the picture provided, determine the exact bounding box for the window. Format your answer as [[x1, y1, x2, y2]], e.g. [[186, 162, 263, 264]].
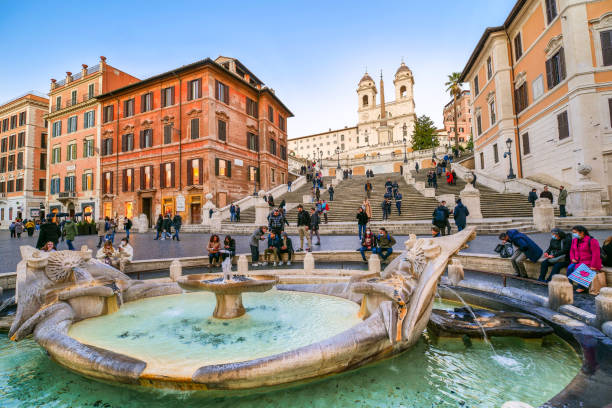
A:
[[17, 152, 23, 169], [17, 132, 24, 148], [187, 79, 202, 100], [102, 138, 113, 156], [140, 129, 153, 148], [269, 138, 277, 155], [215, 158, 231, 177], [71, 90, 77, 105], [280, 145, 287, 160], [362, 95, 368, 107], [160, 162, 175, 188], [514, 82, 528, 113], [82, 173, 93, 191], [55, 96, 62, 111], [248, 166, 258, 182], [522, 132, 530, 155], [67, 116, 78, 133], [480, 152, 485, 169], [40, 152, 46, 170], [18, 112, 26, 126], [163, 125, 173, 144], [601, 30, 612, 66], [271, 168, 275, 183], [39, 179, 46, 192], [191, 118, 200, 140], [88, 84, 95, 99], [161, 86, 175, 107], [50, 178, 60, 194], [83, 110, 95, 128], [123, 99, 135, 117], [123, 168, 134, 192], [216, 119, 225, 141], [2, 119, 8, 132], [268, 106, 274, 122], [246, 98, 258, 118], [514, 33, 523, 61], [187, 158, 203, 185], [0, 182, 4, 193], [215, 80, 229, 104], [532, 75, 544, 100], [41, 133, 47, 148], [122, 133, 134, 152], [493, 144, 499, 163], [9, 134, 15, 150], [0, 138, 5, 152], [141, 92, 153, 112], [0, 157, 5, 173], [67, 144, 77, 161], [52, 121, 62, 137], [83, 139, 94, 157], [6, 180, 14, 193], [140, 166, 153, 189], [102, 172, 113, 194], [486, 56, 492, 80], [64, 175, 75, 192], [247, 132, 259, 151], [51, 146, 61, 164], [16, 178, 23, 192], [545, 48, 566, 89], [545, 0, 557, 24], [10, 115, 16, 129], [400, 85, 407, 97], [476, 113, 482, 136], [473, 75, 479, 96], [278, 115, 286, 131], [557, 111, 570, 140], [103, 105, 114, 123], [489, 100, 496, 124]]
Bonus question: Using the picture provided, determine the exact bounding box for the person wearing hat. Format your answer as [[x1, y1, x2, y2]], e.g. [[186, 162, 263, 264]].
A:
[[538, 228, 572, 282]]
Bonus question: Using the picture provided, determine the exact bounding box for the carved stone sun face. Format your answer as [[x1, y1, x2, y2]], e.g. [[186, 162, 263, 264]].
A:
[[45, 251, 83, 283]]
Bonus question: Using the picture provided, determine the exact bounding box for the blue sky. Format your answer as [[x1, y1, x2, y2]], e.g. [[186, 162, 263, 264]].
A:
[[0, 0, 516, 138]]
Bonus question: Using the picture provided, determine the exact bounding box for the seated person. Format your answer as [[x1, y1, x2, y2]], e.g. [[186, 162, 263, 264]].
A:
[[359, 228, 377, 262], [431, 226, 441, 238], [263, 232, 281, 266], [601, 236, 612, 268], [220, 235, 236, 261], [116, 237, 134, 271], [373, 227, 396, 263], [538, 228, 571, 282], [498, 230, 543, 278], [96, 240, 117, 266], [278, 232, 294, 266], [207, 235, 221, 267]]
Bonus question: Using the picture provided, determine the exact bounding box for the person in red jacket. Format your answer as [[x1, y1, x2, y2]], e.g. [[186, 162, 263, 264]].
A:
[[566, 225, 601, 293]]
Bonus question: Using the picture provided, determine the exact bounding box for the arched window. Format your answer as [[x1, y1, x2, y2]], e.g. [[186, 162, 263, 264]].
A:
[[400, 85, 407, 98], [362, 95, 368, 107]]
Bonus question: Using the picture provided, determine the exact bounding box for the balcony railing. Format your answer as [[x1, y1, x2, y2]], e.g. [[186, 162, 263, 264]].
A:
[[54, 64, 100, 88], [50, 92, 100, 113], [58, 191, 77, 199]]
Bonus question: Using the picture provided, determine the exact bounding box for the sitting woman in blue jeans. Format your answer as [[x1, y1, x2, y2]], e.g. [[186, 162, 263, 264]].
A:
[[566, 226, 602, 293], [538, 228, 571, 282], [359, 228, 377, 262]]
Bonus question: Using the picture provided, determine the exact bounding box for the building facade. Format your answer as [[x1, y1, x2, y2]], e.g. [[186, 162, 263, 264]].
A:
[[460, 0, 612, 207], [45, 57, 139, 221], [0, 92, 48, 226], [289, 62, 416, 159], [442, 89, 472, 146], [98, 56, 292, 226]]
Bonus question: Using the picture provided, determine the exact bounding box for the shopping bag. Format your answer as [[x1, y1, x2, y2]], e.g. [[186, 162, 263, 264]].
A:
[[568, 263, 596, 288], [589, 272, 607, 296]]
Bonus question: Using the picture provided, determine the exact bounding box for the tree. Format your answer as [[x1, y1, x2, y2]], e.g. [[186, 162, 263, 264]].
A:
[[445, 72, 463, 149], [411, 115, 439, 151], [466, 134, 474, 151]]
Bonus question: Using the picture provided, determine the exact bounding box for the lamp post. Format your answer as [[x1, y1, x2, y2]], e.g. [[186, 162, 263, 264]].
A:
[[503, 137, 516, 179], [402, 123, 408, 164], [318, 149, 323, 167], [335, 147, 341, 169]]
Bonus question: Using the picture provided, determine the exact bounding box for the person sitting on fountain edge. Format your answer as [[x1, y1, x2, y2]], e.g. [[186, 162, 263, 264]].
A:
[[431, 226, 441, 238], [374, 227, 396, 264], [263, 231, 281, 266], [249, 226, 268, 267], [221, 235, 236, 261], [538, 228, 571, 282], [207, 235, 221, 267], [498, 230, 543, 278], [359, 227, 377, 262], [278, 232, 294, 266]]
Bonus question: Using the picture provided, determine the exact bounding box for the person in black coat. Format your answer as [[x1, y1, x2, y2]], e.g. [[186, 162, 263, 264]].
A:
[[36, 218, 61, 249], [528, 188, 538, 207], [538, 228, 571, 282], [221, 235, 236, 261], [453, 199, 470, 231], [432, 201, 451, 236]]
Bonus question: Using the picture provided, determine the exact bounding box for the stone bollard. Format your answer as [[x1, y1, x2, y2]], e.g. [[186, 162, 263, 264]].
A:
[[533, 198, 555, 232], [595, 287, 612, 328], [368, 254, 381, 275], [169, 260, 182, 282], [237, 255, 249, 275], [303, 252, 315, 274], [459, 182, 483, 220], [447, 258, 464, 286], [548, 275, 573, 311]]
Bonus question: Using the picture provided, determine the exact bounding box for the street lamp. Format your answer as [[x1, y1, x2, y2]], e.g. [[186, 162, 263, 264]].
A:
[[402, 123, 408, 164], [335, 147, 341, 169], [503, 137, 516, 179], [318, 149, 323, 166]]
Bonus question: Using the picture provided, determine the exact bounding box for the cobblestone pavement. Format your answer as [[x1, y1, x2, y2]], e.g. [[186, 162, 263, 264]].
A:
[[1, 228, 610, 274]]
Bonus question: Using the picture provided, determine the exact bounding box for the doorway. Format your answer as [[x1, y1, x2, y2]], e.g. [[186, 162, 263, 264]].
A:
[[142, 197, 152, 227], [190, 195, 202, 224], [68, 203, 75, 218]]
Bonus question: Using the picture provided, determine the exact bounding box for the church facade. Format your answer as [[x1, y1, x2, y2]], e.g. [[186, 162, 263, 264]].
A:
[[289, 62, 416, 160]]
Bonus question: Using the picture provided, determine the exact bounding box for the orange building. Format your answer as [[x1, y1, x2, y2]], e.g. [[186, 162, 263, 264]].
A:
[[442, 89, 472, 147], [45, 57, 139, 220], [0, 92, 48, 226], [460, 0, 612, 209], [97, 56, 292, 226]]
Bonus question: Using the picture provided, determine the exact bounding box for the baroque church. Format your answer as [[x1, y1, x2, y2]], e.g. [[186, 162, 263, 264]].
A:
[[289, 62, 417, 159]]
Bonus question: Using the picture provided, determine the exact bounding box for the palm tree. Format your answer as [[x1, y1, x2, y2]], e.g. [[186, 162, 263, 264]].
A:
[[445, 72, 463, 149]]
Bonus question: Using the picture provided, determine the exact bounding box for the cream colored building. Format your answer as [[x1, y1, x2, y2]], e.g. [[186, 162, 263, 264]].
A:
[[289, 62, 417, 159]]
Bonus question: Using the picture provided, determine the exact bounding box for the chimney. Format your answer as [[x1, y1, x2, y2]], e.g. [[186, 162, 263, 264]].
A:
[[66, 72, 73, 84], [100, 56, 107, 71], [50, 78, 57, 90], [82, 64, 88, 77]]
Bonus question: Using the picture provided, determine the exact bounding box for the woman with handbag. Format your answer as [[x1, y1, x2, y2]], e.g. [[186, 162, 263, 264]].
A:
[[566, 225, 601, 293]]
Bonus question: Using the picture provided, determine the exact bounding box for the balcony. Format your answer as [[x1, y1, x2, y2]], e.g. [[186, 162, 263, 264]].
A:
[[58, 191, 77, 202]]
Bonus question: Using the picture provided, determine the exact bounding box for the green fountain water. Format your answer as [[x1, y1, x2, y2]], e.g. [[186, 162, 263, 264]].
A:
[[0, 298, 581, 407]]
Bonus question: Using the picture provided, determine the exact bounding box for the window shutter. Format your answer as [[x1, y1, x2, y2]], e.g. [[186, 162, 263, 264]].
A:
[[187, 159, 193, 185], [171, 86, 175, 105], [224, 84, 229, 104], [558, 111, 569, 140], [187, 82, 193, 100], [82, 174, 86, 191], [160, 164, 165, 188], [215, 80, 219, 100], [602, 31, 612, 66], [227, 160, 232, 178], [171, 162, 176, 188], [141, 94, 146, 112], [545, 59, 553, 89], [122, 169, 127, 192], [140, 166, 145, 190], [198, 79, 202, 98], [198, 158, 203, 184], [215, 158, 219, 176], [140, 130, 144, 149], [110, 171, 114, 194], [559, 48, 566, 80], [149, 166, 154, 188], [256, 167, 260, 183]]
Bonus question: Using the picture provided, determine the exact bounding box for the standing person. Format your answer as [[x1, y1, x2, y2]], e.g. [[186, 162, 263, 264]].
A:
[[528, 188, 538, 207], [445, 170, 454, 185], [109, 217, 117, 243], [96, 216, 107, 248], [349, 169, 352, 179], [566, 225, 602, 293], [287, 180, 292, 192], [471, 172, 477, 188], [268, 208, 286, 235], [249, 226, 268, 267], [220, 235, 236, 261], [154, 214, 163, 240], [229, 203, 236, 223], [498, 230, 543, 278], [321, 199, 329, 224], [364, 180, 373, 199], [453, 199, 469, 232], [359, 227, 377, 262], [328, 185, 335, 201], [296, 205, 311, 252], [36, 217, 62, 249], [207, 235, 221, 267], [172, 213, 182, 241], [123, 217, 132, 239], [395, 192, 402, 216], [25, 219, 35, 237], [540, 186, 553, 204], [162, 214, 172, 240], [426, 171, 433, 188], [538, 228, 572, 282], [267, 195, 275, 208], [309, 208, 321, 248], [9, 221, 16, 238], [14, 220, 24, 240], [432, 201, 451, 236], [384, 178, 393, 195], [63, 216, 77, 250], [432, 170, 438, 189], [558, 186, 568, 217], [263, 231, 281, 266], [278, 232, 294, 266], [374, 228, 396, 264], [315, 187, 321, 202], [356, 207, 369, 240], [381, 198, 391, 221], [415, 162, 419, 174], [235, 205, 241, 222], [451, 169, 457, 185], [362, 199, 372, 220], [392, 181, 399, 198]]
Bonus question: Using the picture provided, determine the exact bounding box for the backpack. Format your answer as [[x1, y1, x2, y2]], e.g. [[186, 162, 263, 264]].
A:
[[433, 207, 446, 223], [494, 242, 514, 258]]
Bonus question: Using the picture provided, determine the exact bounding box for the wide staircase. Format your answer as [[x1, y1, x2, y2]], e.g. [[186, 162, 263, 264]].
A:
[[411, 170, 560, 218]]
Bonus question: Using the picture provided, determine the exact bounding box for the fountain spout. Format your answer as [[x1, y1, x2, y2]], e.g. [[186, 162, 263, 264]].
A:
[[222, 257, 233, 282]]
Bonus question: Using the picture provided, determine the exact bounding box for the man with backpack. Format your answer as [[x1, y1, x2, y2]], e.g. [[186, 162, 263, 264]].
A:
[[123, 217, 133, 239], [498, 230, 543, 278], [374, 227, 396, 264], [432, 201, 451, 236]]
